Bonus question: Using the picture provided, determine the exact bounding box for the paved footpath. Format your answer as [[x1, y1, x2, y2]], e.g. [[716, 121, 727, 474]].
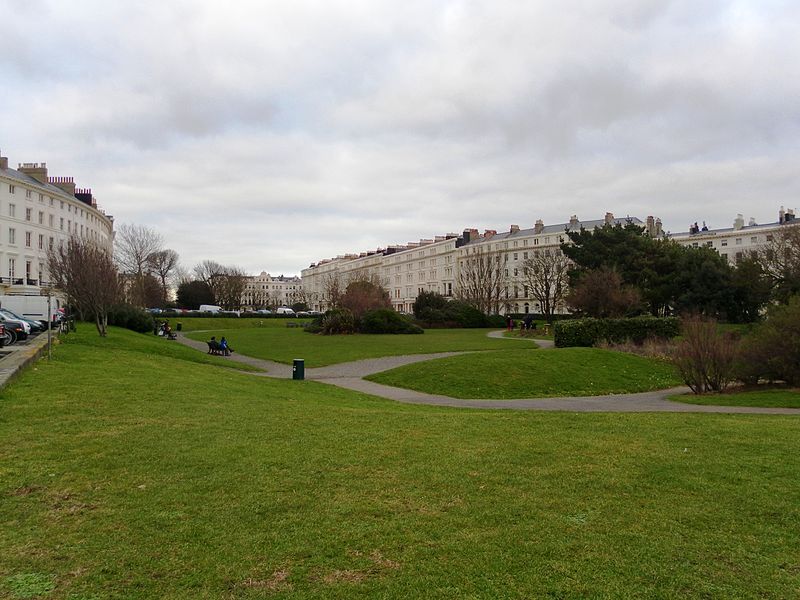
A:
[[175, 332, 800, 415]]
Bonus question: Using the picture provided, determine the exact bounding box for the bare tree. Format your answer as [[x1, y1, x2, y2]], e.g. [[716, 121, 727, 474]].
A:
[[115, 223, 164, 307], [209, 266, 249, 310], [47, 237, 120, 336], [455, 245, 506, 314], [322, 272, 344, 310], [147, 248, 180, 305], [520, 249, 571, 321], [566, 266, 642, 318], [756, 222, 800, 302]]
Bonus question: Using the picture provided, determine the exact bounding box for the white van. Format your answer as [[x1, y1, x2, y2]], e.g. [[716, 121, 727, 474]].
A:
[[276, 307, 295, 316], [198, 304, 222, 313]]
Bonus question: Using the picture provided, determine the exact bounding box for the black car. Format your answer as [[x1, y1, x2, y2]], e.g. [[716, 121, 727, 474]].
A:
[[0, 315, 28, 344]]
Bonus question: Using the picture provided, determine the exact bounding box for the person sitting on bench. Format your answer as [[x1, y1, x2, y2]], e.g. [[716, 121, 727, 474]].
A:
[[207, 336, 222, 354], [219, 336, 233, 356]]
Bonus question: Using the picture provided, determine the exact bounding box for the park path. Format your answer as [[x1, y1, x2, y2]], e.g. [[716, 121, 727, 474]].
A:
[[175, 332, 800, 415]]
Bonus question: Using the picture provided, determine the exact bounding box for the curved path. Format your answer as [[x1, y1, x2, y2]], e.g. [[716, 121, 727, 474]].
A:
[[175, 332, 800, 415]]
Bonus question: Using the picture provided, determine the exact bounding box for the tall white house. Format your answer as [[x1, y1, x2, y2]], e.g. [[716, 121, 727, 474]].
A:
[[0, 150, 115, 300], [302, 213, 658, 315], [668, 208, 797, 264], [241, 272, 303, 310]]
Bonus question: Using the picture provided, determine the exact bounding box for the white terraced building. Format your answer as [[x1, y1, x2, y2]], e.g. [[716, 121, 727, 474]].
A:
[[0, 151, 114, 300], [302, 213, 660, 315], [668, 207, 797, 264], [241, 272, 303, 310]]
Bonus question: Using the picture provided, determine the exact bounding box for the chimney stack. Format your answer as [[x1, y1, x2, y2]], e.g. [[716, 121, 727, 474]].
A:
[[49, 176, 76, 196], [18, 162, 49, 184], [605, 212, 615, 224], [733, 214, 745, 230], [484, 229, 497, 240], [534, 219, 544, 234], [0, 150, 7, 170], [510, 224, 520, 233], [779, 206, 786, 224], [569, 215, 579, 227]]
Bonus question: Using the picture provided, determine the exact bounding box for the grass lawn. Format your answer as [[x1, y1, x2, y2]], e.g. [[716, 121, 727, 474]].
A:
[[1, 328, 799, 598], [166, 317, 311, 332], [187, 326, 515, 366], [367, 348, 682, 399], [671, 387, 800, 408]]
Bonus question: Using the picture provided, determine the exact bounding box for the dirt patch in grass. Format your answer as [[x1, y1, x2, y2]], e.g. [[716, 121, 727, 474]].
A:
[[236, 569, 292, 592]]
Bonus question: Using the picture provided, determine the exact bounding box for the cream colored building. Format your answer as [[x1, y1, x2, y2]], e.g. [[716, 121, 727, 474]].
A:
[[668, 208, 797, 264], [302, 213, 655, 315], [242, 272, 303, 310], [0, 151, 114, 298]]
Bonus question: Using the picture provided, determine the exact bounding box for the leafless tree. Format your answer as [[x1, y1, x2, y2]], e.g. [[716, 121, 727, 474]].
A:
[[147, 249, 180, 305], [47, 236, 120, 336], [520, 249, 571, 321], [755, 222, 800, 302], [210, 266, 249, 310], [455, 245, 506, 314], [115, 223, 164, 307], [322, 272, 344, 310], [566, 266, 642, 318]]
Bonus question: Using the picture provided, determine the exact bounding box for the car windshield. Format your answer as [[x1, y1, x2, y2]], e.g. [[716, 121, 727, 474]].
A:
[[0, 309, 23, 320]]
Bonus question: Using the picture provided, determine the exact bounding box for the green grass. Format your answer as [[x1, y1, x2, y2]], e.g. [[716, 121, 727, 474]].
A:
[[367, 348, 682, 398], [671, 387, 800, 408], [187, 326, 515, 366], [167, 316, 311, 332], [68, 324, 261, 372], [1, 327, 800, 598]]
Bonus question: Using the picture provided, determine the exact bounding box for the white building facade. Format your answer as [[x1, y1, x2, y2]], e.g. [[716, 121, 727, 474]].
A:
[[0, 151, 114, 300], [668, 208, 797, 264], [302, 213, 656, 315], [241, 272, 303, 310]]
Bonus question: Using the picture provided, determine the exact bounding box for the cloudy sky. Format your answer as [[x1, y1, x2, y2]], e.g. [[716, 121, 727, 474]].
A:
[[2, 0, 799, 276]]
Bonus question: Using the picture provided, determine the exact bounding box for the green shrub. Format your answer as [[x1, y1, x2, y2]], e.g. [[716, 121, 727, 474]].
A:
[[413, 290, 449, 317], [107, 304, 155, 333], [554, 316, 680, 348], [736, 297, 800, 385], [318, 308, 357, 335], [361, 309, 423, 334]]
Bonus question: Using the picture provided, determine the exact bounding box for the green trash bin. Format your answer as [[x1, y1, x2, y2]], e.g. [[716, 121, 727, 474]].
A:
[[292, 359, 305, 380], [176, 322, 182, 332]]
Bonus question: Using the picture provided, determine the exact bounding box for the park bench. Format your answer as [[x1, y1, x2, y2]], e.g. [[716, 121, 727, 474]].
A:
[[207, 341, 223, 355]]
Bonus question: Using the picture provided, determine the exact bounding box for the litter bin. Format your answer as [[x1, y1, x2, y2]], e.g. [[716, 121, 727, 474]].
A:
[[292, 359, 305, 380], [176, 322, 182, 332]]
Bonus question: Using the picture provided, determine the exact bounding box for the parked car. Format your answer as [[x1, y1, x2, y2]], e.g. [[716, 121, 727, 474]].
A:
[[0, 315, 29, 344], [276, 307, 296, 316], [295, 311, 310, 318], [255, 309, 273, 315], [0, 308, 44, 333]]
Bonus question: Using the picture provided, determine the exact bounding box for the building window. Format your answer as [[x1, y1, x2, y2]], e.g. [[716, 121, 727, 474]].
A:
[[735, 238, 742, 245], [26, 261, 32, 281], [25, 231, 31, 247], [751, 236, 757, 244], [25, 189, 32, 198], [8, 203, 15, 217], [8, 184, 15, 194], [60, 217, 64, 230], [25, 208, 31, 221], [49, 214, 54, 227], [8, 258, 15, 279], [38, 234, 44, 249], [8, 228, 15, 244], [721, 240, 727, 247]]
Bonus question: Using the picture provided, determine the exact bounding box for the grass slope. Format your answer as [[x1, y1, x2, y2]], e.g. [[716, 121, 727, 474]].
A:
[[367, 347, 681, 399], [187, 327, 515, 366], [66, 325, 261, 372], [1, 329, 799, 598], [672, 387, 800, 408], [168, 317, 310, 332]]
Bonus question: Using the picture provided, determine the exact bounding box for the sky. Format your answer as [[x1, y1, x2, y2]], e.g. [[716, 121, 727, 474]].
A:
[[2, 0, 799, 277]]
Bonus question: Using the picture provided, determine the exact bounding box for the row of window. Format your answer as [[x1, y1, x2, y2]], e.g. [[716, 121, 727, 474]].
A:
[[1, 256, 45, 282]]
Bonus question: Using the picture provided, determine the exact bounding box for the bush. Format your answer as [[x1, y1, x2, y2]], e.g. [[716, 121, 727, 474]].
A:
[[315, 308, 357, 335], [107, 304, 155, 333], [361, 309, 423, 334], [413, 291, 449, 317], [554, 316, 680, 348], [671, 315, 739, 394], [736, 297, 800, 386]]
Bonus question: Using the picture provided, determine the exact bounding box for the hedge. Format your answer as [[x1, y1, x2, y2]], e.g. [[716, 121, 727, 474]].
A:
[[554, 316, 680, 348]]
